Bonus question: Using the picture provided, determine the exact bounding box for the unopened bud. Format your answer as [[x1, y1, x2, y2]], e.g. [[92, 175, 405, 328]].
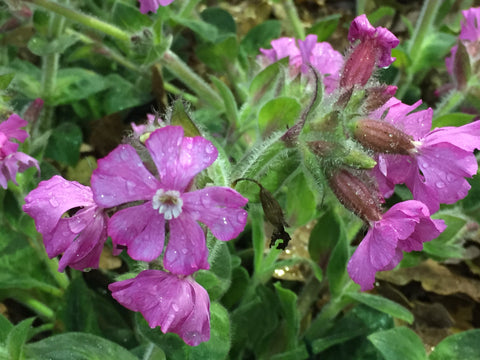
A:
[[453, 41, 471, 91], [23, 98, 44, 125], [327, 169, 382, 222], [307, 140, 339, 158], [364, 85, 397, 112], [340, 42, 376, 88], [353, 119, 414, 155]]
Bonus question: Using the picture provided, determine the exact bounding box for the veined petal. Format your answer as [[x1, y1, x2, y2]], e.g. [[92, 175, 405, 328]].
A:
[[92, 144, 159, 207], [164, 215, 209, 275], [0, 114, 28, 142], [23, 175, 94, 234], [109, 270, 210, 346], [347, 230, 378, 291], [146, 127, 218, 191], [108, 202, 165, 262], [183, 187, 248, 241]]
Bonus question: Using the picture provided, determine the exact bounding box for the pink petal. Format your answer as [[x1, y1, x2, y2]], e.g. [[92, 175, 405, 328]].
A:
[[347, 230, 379, 291], [108, 202, 165, 262], [92, 144, 159, 207], [0, 114, 28, 142], [23, 175, 94, 234], [1, 151, 39, 187], [138, 0, 174, 13], [367, 221, 399, 269], [146, 127, 218, 191], [109, 270, 210, 346], [164, 215, 209, 275], [183, 187, 248, 241]]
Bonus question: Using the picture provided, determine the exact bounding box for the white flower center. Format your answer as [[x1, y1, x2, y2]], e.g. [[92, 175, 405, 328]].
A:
[[152, 189, 183, 220]]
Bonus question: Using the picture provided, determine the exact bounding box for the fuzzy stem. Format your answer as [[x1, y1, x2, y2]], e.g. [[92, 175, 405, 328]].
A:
[[27, 0, 131, 41], [434, 89, 466, 119], [283, 0, 305, 39], [160, 50, 223, 110], [12, 294, 55, 321]]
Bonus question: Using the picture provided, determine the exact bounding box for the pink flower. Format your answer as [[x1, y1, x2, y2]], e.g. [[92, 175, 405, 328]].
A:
[[109, 270, 210, 346], [23, 176, 108, 272], [347, 200, 446, 291], [91, 126, 248, 275], [445, 7, 480, 81], [259, 34, 344, 93], [131, 113, 165, 140], [0, 114, 39, 189], [341, 15, 399, 87], [138, 0, 174, 13], [371, 98, 480, 213]]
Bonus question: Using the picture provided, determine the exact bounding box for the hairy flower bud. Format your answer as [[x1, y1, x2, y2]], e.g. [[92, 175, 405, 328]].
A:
[[353, 119, 415, 155], [340, 42, 377, 88], [364, 85, 397, 112], [327, 169, 382, 222]]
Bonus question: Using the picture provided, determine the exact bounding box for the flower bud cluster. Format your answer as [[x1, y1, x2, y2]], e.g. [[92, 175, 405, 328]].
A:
[[260, 13, 480, 290]]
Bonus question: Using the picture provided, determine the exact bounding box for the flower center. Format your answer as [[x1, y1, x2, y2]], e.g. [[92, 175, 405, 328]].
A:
[[152, 189, 183, 220]]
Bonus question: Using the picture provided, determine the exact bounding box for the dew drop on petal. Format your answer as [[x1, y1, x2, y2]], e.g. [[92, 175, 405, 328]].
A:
[[49, 198, 59, 207], [436, 181, 445, 189]]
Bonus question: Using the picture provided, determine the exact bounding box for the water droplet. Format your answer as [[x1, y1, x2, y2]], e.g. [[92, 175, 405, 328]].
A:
[[126, 180, 136, 195], [181, 248, 188, 255], [172, 303, 179, 312], [436, 181, 445, 189], [222, 217, 228, 225], [446, 173, 455, 182], [205, 144, 215, 154], [49, 198, 59, 207]]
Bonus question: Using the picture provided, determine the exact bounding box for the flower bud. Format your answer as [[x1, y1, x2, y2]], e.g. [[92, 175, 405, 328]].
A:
[[353, 119, 414, 155], [364, 85, 397, 112], [453, 41, 471, 91], [340, 42, 377, 88], [327, 169, 382, 222]]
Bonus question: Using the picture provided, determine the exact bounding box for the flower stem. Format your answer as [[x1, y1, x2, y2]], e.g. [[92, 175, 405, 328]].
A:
[[179, 0, 201, 18], [434, 89, 466, 119], [283, 0, 305, 39], [27, 0, 131, 42], [160, 50, 223, 110], [396, 0, 441, 98], [12, 293, 55, 321]]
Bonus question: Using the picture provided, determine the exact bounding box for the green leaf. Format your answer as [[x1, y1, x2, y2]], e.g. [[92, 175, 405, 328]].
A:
[[221, 264, 250, 309], [308, 14, 341, 42], [24, 333, 138, 360], [346, 292, 414, 324], [136, 303, 230, 360], [102, 74, 150, 114], [27, 34, 78, 56], [326, 214, 349, 297], [249, 58, 288, 101], [274, 282, 299, 351], [61, 276, 100, 334], [0, 313, 13, 344], [308, 210, 342, 263], [51, 68, 106, 106], [173, 17, 219, 42], [429, 329, 480, 360], [196, 240, 232, 301], [368, 327, 427, 360], [7, 318, 34, 360], [424, 213, 467, 259], [409, 32, 456, 74], [187, 303, 230, 360], [111, 2, 152, 32], [258, 97, 301, 137], [240, 20, 281, 56], [196, 35, 238, 72], [200, 8, 236, 34], [367, 6, 396, 25], [285, 171, 316, 226], [463, 176, 480, 212], [210, 76, 238, 125], [0, 73, 15, 90], [433, 113, 476, 128], [170, 99, 201, 137], [44, 122, 83, 166]]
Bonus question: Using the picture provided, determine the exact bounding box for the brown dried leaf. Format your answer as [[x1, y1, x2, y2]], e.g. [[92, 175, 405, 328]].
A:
[[377, 259, 480, 301]]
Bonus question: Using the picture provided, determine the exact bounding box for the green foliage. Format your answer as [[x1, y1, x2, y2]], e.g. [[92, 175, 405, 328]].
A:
[[429, 329, 480, 360], [368, 327, 427, 360]]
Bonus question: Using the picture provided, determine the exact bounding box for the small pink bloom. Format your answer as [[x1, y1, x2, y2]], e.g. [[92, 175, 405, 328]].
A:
[[91, 126, 248, 275], [23, 176, 108, 272], [0, 114, 39, 189], [131, 113, 165, 140], [347, 200, 446, 291], [259, 34, 344, 93], [109, 270, 210, 346], [341, 15, 399, 87], [138, 0, 174, 14], [371, 98, 480, 213], [459, 7, 480, 42]]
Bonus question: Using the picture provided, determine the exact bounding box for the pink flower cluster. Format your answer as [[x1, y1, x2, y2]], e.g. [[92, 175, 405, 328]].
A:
[[138, 0, 174, 14], [260, 14, 480, 291], [0, 114, 39, 189], [23, 125, 248, 346]]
